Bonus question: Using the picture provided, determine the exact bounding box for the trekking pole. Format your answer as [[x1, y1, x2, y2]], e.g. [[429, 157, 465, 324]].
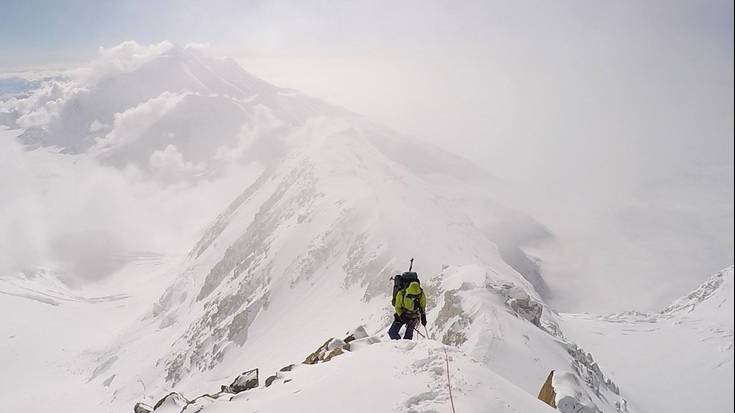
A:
[[412, 324, 426, 339], [408, 257, 414, 271]]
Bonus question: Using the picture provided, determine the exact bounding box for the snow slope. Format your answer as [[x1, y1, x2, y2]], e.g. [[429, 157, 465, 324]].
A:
[[179, 339, 557, 413], [96, 109, 577, 409], [561, 266, 734, 413], [0, 254, 182, 412]]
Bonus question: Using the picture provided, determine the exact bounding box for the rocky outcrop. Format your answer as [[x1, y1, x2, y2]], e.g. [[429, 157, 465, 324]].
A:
[[542, 371, 600, 413], [265, 364, 298, 388], [566, 344, 619, 397], [134, 402, 154, 413], [487, 282, 544, 327], [344, 325, 369, 343], [182, 395, 217, 412], [137, 326, 378, 412], [264, 375, 278, 387], [153, 392, 189, 411], [537, 346, 629, 413], [507, 293, 543, 326], [221, 368, 258, 393], [537, 370, 557, 408], [434, 289, 471, 346], [304, 337, 350, 364], [303, 326, 373, 364], [661, 267, 730, 315]]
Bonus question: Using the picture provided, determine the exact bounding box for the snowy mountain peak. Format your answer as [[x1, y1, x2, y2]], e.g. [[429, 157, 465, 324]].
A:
[[661, 265, 733, 317]]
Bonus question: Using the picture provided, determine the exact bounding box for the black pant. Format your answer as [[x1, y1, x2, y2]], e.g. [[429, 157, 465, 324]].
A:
[[388, 316, 418, 340]]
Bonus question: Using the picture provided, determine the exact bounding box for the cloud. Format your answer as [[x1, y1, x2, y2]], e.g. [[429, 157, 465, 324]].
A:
[[2, 27, 731, 312], [74, 40, 174, 84], [88, 119, 106, 132], [1, 41, 176, 132], [235, 1, 733, 312], [0, 129, 140, 280], [184, 42, 211, 51], [0, 127, 257, 284], [214, 104, 282, 162], [0, 79, 83, 128], [91, 90, 189, 152], [149, 144, 206, 176]]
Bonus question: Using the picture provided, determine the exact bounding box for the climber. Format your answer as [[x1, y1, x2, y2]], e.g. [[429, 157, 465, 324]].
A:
[[388, 280, 427, 340]]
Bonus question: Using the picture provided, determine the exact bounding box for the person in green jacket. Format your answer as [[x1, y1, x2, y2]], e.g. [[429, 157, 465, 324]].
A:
[[388, 281, 427, 340]]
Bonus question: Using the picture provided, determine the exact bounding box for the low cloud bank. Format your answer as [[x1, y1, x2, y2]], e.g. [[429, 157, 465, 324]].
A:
[[0, 127, 256, 285]]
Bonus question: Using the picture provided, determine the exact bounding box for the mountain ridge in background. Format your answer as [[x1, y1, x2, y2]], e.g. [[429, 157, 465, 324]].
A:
[[0, 42, 731, 413]]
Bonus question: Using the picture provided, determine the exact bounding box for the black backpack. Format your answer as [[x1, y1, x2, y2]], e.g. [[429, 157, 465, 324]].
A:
[[391, 271, 420, 306]]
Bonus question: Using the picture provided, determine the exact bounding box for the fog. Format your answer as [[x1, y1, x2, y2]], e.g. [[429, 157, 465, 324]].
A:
[[236, 1, 735, 312], [0, 127, 261, 285], [1, 0, 732, 312]]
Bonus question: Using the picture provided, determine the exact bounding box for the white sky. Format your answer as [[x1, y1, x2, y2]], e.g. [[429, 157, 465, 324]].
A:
[[230, 1, 733, 311]]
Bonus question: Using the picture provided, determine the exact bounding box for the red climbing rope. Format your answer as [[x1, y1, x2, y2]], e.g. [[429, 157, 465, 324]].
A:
[[423, 325, 457, 413], [442, 342, 457, 413]]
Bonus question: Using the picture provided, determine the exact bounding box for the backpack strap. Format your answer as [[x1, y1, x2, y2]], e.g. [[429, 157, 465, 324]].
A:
[[403, 291, 423, 318]]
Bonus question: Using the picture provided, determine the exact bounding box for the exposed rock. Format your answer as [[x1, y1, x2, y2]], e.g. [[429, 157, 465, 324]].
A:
[[556, 395, 598, 413], [537, 370, 556, 408], [223, 368, 259, 393], [661, 268, 728, 315], [486, 282, 544, 327], [558, 347, 629, 413], [506, 291, 543, 326], [182, 395, 216, 412], [133, 402, 154, 413], [302, 328, 378, 365], [303, 337, 351, 364], [541, 318, 565, 339], [164, 353, 186, 386], [215, 392, 235, 401], [153, 392, 189, 411], [265, 374, 279, 387], [344, 325, 369, 344], [566, 344, 617, 397], [552, 371, 600, 413], [279, 364, 296, 372], [434, 289, 471, 346], [304, 338, 332, 365], [327, 337, 348, 351], [323, 347, 344, 362], [136, 331, 384, 412], [606, 378, 620, 395], [615, 399, 630, 413], [264, 365, 296, 388]]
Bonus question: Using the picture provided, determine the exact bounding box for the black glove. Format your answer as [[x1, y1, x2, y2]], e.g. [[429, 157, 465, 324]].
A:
[[394, 313, 401, 322], [420, 313, 427, 326]]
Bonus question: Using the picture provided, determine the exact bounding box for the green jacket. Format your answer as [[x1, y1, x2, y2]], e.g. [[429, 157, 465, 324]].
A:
[[395, 281, 426, 318]]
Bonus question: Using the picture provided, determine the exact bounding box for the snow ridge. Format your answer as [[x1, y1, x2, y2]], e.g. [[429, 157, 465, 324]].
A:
[[661, 265, 732, 315]]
